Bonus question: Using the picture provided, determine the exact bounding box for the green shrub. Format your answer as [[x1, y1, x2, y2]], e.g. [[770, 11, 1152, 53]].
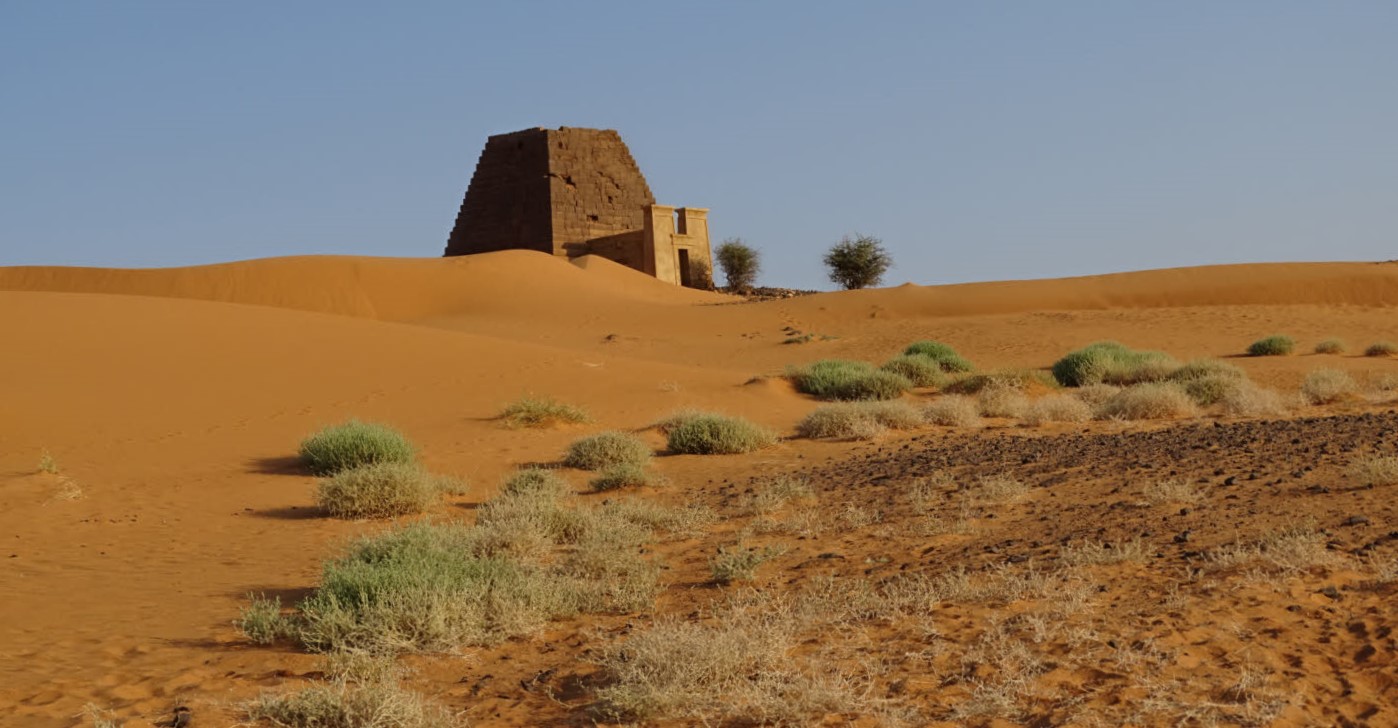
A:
[[1365, 341, 1398, 358], [590, 464, 661, 492], [902, 341, 975, 373], [1051, 342, 1177, 387], [823, 234, 892, 290], [796, 401, 923, 439], [498, 396, 590, 428], [715, 238, 761, 292], [1314, 339, 1347, 355], [564, 431, 652, 470], [878, 354, 947, 387], [1095, 382, 1199, 420], [299, 420, 415, 475], [316, 462, 449, 519], [1247, 335, 1295, 357], [1168, 359, 1247, 406], [239, 595, 294, 645], [787, 360, 911, 401], [665, 412, 777, 454], [1301, 368, 1358, 404]]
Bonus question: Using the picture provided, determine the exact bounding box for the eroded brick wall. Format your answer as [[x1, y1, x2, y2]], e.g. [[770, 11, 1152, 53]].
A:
[[444, 128, 554, 256]]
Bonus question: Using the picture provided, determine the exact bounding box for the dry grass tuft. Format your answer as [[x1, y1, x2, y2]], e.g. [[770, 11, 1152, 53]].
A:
[[1095, 382, 1199, 420], [1022, 394, 1093, 425], [923, 395, 982, 427], [316, 463, 457, 519], [796, 401, 922, 439], [1139, 478, 1203, 505], [977, 381, 1029, 418], [248, 675, 460, 727], [1246, 335, 1295, 357], [563, 431, 652, 470], [588, 463, 663, 492], [709, 545, 785, 583], [1301, 368, 1359, 404], [1061, 539, 1148, 566], [1208, 523, 1341, 573], [1364, 341, 1398, 358], [1314, 338, 1347, 355], [966, 474, 1029, 503], [1217, 381, 1290, 417], [498, 396, 590, 428], [1347, 455, 1398, 486]]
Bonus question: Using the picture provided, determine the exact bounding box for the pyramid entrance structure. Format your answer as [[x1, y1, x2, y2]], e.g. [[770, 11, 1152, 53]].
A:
[[444, 127, 713, 288]]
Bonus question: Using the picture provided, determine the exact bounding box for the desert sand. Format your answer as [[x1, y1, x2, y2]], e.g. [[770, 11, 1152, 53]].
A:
[[1, 252, 1395, 727]]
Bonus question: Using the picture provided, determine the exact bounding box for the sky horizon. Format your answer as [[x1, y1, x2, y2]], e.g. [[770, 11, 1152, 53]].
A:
[[3, 2, 1395, 290]]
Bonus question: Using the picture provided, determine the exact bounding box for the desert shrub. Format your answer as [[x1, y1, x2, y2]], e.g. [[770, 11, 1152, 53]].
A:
[[1072, 383, 1121, 406], [1365, 341, 1398, 358], [299, 421, 416, 475], [823, 233, 892, 290], [1169, 358, 1248, 406], [1301, 368, 1359, 404], [923, 395, 981, 427], [709, 545, 784, 583], [564, 431, 652, 470], [1051, 342, 1176, 387], [1315, 339, 1347, 355], [967, 474, 1028, 503], [1347, 456, 1398, 486], [239, 596, 295, 645], [976, 382, 1029, 418], [666, 412, 776, 454], [316, 463, 451, 519], [878, 354, 947, 387], [796, 401, 923, 439], [248, 676, 458, 728], [1247, 335, 1295, 357], [942, 369, 1057, 395], [902, 341, 975, 373], [590, 464, 661, 492], [1022, 394, 1093, 425], [498, 396, 589, 428], [499, 468, 571, 499], [715, 238, 761, 292], [1218, 381, 1289, 417], [787, 359, 911, 401], [1095, 382, 1199, 420]]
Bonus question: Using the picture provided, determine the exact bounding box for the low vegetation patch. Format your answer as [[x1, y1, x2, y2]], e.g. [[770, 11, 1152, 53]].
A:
[[902, 340, 975, 373], [589, 463, 662, 491], [1348, 455, 1398, 487], [709, 545, 785, 583], [316, 462, 459, 519], [878, 354, 947, 387], [564, 431, 652, 470], [943, 369, 1057, 395], [498, 396, 590, 428], [299, 420, 416, 475], [1218, 381, 1289, 417], [1139, 478, 1203, 505], [1095, 382, 1199, 420], [1365, 341, 1398, 358], [665, 412, 777, 454], [923, 395, 982, 427], [787, 359, 911, 401], [499, 467, 572, 499], [248, 674, 459, 728], [977, 382, 1029, 419], [1246, 334, 1295, 357], [1301, 368, 1359, 404], [1051, 341, 1177, 387], [1314, 339, 1347, 355], [1072, 383, 1120, 406], [1022, 394, 1093, 425], [796, 401, 922, 439]]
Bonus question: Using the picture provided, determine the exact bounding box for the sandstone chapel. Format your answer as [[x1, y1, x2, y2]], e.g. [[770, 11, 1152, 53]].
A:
[[444, 127, 714, 288]]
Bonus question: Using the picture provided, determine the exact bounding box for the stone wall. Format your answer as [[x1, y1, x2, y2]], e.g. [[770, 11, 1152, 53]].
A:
[[444, 128, 553, 256]]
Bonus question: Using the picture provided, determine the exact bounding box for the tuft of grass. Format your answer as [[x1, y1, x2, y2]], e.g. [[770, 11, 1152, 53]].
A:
[[795, 401, 922, 439], [740, 476, 815, 516], [1364, 341, 1398, 358], [498, 396, 590, 428], [966, 474, 1029, 503], [563, 431, 652, 470], [709, 545, 785, 583], [1301, 368, 1359, 405], [1246, 335, 1295, 357], [923, 395, 982, 427], [665, 412, 777, 455], [1072, 383, 1121, 407], [786, 359, 911, 401], [499, 467, 571, 499], [878, 354, 948, 387], [82, 705, 122, 728], [1347, 455, 1398, 487], [1021, 394, 1093, 426], [299, 421, 415, 475], [1095, 382, 1199, 420], [977, 382, 1029, 419], [1051, 341, 1177, 387], [589, 463, 662, 492], [1314, 339, 1347, 355], [248, 676, 459, 728], [1208, 522, 1338, 573], [1218, 381, 1289, 417], [38, 450, 59, 474], [239, 595, 295, 645], [1139, 479, 1203, 505], [902, 340, 975, 372], [316, 463, 453, 519], [942, 369, 1058, 395], [1168, 360, 1248, 406], [1061, 539, 1148, 567]]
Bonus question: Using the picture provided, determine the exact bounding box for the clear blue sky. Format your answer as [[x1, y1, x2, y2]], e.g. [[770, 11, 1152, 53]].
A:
[[2, 2, 1395, 289]]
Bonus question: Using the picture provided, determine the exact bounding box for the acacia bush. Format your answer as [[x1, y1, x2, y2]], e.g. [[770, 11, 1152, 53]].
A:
[[823, 234, 892, 290], [714, 238, 760, 292]]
